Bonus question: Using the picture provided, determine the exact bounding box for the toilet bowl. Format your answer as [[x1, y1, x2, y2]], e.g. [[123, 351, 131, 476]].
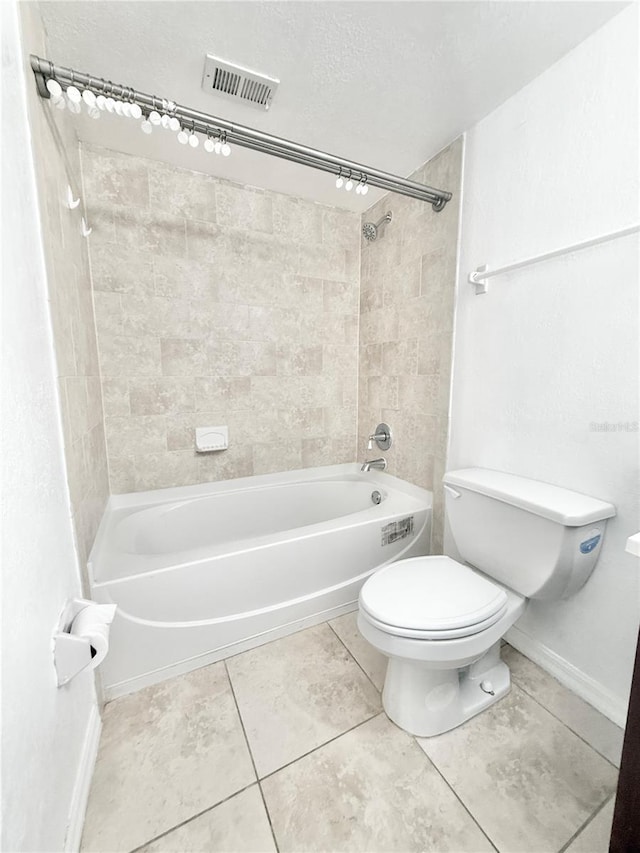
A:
[[358, 556, 526, 736], [358, 468, 616, 737]]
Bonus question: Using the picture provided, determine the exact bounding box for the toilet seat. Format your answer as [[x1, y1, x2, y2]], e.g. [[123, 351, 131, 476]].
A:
[[360, 605, 509, 640], [359, 556, 508, 641]]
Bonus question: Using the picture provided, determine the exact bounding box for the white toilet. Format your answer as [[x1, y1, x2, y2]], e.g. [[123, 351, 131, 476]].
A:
[[358, 468, 615, 737]]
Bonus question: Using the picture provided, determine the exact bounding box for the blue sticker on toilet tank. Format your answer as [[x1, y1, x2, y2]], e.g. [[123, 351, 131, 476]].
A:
[[580, 535, 601, 554]]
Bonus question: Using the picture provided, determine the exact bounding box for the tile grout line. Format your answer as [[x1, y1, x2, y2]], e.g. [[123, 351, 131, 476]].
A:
[[508, 675, 621, 770], [327, 617, 383, 694], [412, 740, 500, 853], [258, 711, 384, 784], [222, 659, 260, 778], [216, 596, 384, 804], [256, 780, 280, 853], [223, 659, 280, 853], [329, 617, 502, 849], [327, 625, 618, 852], [125, 780, 257, 853], [329, 618, 498, 851], [219, 609, 357, 665], [556, 791, 617, 853], [125, 654, 288, 853], [119, 622, 615, 853]]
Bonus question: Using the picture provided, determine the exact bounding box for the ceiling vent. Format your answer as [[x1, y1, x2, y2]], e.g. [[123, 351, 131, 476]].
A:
[[202, 54, 279, 111]]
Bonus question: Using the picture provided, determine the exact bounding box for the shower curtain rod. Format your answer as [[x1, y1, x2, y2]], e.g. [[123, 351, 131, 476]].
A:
[[30, 55, 452, 211]]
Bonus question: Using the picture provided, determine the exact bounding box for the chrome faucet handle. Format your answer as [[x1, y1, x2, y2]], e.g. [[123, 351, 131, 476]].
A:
[[368, 423, 392, 451], [368, 429, 388, 449]]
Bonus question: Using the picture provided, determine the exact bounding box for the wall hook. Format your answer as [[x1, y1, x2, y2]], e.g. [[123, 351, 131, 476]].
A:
[[81, 217, 92, 237], [65, 184, 80, 209]]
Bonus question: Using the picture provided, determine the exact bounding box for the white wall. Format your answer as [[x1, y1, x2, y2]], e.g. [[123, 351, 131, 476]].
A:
[[1, 3, 99, 850], [449, 6, 639, 725]]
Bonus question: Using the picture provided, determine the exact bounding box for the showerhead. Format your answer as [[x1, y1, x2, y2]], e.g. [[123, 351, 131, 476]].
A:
[[362, 221, 378, 241], [362, 211, 392, 242]]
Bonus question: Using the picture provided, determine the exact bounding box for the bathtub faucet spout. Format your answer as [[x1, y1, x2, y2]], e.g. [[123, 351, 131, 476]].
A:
[[361, 458, 387, 473]]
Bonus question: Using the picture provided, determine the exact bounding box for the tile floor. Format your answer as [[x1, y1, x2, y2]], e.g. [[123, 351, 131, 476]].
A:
[[81, 614, 623, 853]]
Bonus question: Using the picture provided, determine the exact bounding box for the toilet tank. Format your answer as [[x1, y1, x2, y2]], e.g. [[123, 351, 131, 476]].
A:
[[443, 468, 616, 600]]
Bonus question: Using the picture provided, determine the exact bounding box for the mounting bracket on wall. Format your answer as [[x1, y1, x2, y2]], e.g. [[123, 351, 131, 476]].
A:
[[469, 264, 489, 295]]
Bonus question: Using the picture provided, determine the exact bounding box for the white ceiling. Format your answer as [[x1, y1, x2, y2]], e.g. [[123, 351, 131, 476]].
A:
[[38, 1, 626, 212]]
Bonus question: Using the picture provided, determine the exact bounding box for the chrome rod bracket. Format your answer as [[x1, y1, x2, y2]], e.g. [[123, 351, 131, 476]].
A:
[[33, 69, 50, 99], [30, 55, 51, 98]]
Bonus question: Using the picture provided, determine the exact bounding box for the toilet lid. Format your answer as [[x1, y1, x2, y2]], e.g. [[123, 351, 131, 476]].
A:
[[359, 556, 508, 635]]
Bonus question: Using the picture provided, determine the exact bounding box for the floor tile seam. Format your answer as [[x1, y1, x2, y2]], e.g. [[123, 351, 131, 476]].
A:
[[509, 677, 621, 770], [412, 738, 500, 853], [257, 779, 280, 853], [125, 780, 258, 853], [556, 791, 617, 853], [221, 615, 346, 665], [223, 658, 260, 779], [258, 710, 384, 782], [326, 618, 382, 694], [504, 647, 624, 744]]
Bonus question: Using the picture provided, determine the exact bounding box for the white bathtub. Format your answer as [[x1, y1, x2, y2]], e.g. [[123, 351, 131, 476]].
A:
[[89, 463, 431, 698]]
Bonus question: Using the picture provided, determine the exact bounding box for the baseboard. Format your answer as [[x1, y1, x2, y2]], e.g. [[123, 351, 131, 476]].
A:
[[64, 704, 102, 853], [506, 625, 628, 728]]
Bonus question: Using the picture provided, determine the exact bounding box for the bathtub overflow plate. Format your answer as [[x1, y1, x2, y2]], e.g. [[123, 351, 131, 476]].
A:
[[371, 490, 382, 505]]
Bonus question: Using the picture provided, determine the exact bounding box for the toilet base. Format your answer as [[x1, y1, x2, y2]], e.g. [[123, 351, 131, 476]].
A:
[[382, 641, 510, 737]]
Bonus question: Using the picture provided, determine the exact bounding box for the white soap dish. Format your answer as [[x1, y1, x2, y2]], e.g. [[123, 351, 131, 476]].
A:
[[195, 426, 228, 452]]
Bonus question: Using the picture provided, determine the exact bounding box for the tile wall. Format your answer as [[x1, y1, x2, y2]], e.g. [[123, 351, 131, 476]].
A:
[[357, 138, 463, 550], [81, 148, 361, 492], [21, 6, 109, 573], [81, 140, 462, 551]]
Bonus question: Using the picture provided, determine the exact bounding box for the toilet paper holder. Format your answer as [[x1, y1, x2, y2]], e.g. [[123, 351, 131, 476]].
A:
[[53, 598, 115, 687]]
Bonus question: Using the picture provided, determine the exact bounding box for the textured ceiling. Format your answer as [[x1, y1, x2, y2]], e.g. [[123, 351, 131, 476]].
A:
[[37, 1, 626, 212]]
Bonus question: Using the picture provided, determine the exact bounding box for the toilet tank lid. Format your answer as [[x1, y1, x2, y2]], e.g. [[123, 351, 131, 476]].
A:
[[443, 468, 616, 526]]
